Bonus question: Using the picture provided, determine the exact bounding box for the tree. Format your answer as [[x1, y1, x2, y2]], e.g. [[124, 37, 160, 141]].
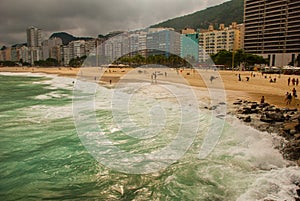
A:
[[211, 49, 268, 69]]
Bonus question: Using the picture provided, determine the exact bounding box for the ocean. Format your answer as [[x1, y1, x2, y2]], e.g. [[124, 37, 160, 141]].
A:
[[0, 72, 299, 201]]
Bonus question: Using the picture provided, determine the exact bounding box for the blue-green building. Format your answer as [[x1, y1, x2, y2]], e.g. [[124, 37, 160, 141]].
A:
[[181, 31, 199, 63]]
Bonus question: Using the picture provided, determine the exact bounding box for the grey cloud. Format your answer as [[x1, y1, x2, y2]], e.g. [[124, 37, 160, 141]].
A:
[[0, 0, 229, 46]]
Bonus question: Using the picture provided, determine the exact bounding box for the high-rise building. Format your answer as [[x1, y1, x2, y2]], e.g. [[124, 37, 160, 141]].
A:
[[180, 28, 199, 63], [128, 31, 147, 57], [42, 37, 62, 61], [244, 0, 300, 67], [26, 26, 42, 64], [26, 26, 42, 47], [146, 28, 181, 57]]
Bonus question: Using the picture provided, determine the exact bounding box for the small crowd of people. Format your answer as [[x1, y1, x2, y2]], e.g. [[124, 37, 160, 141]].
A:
[[285, 88, 297, 105], [287, 77, 299, 86]]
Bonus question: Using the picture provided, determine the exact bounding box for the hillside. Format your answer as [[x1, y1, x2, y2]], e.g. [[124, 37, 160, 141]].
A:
[[49, 32, 93, 45], [151, 0, 244, 31]]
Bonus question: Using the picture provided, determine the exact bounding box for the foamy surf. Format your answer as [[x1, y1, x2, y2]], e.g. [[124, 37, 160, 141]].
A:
[[0, 72, 299, 200]]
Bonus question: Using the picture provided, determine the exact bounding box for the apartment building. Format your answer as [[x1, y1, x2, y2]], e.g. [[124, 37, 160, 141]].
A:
[[244, 0, 300, 66], [199, 22, 243, 62]]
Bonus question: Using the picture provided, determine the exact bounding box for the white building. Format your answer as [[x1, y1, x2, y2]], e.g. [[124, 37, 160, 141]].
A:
[[42, 37, 62, 61], [26, 26, 43, 64]]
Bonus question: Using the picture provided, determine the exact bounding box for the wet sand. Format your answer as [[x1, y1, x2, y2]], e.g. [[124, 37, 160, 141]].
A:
[[1, 66, 299, 108]]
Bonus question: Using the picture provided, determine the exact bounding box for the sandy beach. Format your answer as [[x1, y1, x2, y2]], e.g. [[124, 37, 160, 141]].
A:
[[1, 66, 300, 109]]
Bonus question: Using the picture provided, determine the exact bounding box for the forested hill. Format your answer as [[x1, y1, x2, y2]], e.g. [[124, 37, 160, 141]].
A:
[[49, 32, 93, 45], [150, 0, 244, 31]]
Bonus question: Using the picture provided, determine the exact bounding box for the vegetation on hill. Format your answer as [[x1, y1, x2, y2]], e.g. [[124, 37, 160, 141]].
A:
[[151, 0, 243, 31], [98, 31, 124, 40], [49, 32, 93, 45]]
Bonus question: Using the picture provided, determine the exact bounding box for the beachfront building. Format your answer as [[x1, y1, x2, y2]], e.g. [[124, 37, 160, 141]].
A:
[[41, 37, 62, 61], [0, 47, 12, 61], [146, 28, 181, 57], [69, 40, 86, 59], [180, 28, 199, 63], [10, 44, 29, 63], [62, 46, 71, 66], [26, 26, 43, 65], [128, 31, 147, 57], [104, 33, 130, 62], [244, 0, 300, 67], [86, 39, 96, 56], [199, 22, 243, 62], [26, 26, 42, 48]]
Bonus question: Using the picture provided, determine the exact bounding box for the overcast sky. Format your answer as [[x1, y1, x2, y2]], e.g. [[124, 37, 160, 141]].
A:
[[0, 0, 229, 46]]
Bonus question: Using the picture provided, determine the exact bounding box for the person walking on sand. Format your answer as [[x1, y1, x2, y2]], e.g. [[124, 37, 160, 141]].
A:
[[288, 77, 291, 86], [292, 78, 295, 86], [238, 74, 241, 81], [210, 75, 217, 83], [296, 78, 299, 86], [286, 93, 292, 105], [292, 88, 297, 98], [260, 96, 265, 104]]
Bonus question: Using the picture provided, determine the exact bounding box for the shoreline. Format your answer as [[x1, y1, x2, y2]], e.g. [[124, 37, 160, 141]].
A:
[[230, 99, 300, 166], [1, 66, 300, 109], [1, 67, 300, 163]]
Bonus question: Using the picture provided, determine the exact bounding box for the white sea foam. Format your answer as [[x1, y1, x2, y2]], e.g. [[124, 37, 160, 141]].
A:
[[4, 72, 300, 199], [237, 166, 300, 201]]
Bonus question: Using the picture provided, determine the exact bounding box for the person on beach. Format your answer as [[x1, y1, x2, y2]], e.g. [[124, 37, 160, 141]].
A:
[[238, 74, 241, 81], [274, 78, 276, 83], [210, 76, 217, 83], [292, 88, 297, 98], [292, 78, 295, 86], [286, 93, 292, 105], [260, 96, 265, 104], [296, 78, 299, 86], [288, 77, 291, 86]]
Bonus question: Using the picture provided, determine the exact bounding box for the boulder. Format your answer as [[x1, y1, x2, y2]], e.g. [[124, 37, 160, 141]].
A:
[[260, 115, 274, 123], [294, 134, 300, 140], [266, 112, 285, 122], [242, 107, 252, 114], [244, 116, 251, 122]]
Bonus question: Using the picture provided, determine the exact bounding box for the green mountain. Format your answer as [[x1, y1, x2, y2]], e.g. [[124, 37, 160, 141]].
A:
[[151, 0, 244, 31], [49, 32, 93, 45]]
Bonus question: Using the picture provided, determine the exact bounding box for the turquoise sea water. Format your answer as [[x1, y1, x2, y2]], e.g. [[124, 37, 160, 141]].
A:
[[0, 73, 300, 201]]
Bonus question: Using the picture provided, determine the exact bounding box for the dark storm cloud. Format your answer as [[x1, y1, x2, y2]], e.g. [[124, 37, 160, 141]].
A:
[[0, 0, 229, 46]]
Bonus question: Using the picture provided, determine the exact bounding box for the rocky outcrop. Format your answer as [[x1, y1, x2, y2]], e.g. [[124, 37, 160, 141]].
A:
[[232, 99, 300, 163]]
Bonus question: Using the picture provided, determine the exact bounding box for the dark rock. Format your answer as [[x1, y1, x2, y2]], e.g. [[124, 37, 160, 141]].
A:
[[233, 102, 242, 105], [294, 134, 300, 140], [282, 108, 298, 112], [259, 103, 270, 108], [264, 106, 276, 112], [242, 107, 252, 114], [244, 116, 251, 122], [284, 122, 299, 133], [265, 112, 285, 122], [251, 109, 259, 114], [295, 124, 300, 133], [219, 102, 226, 105], [260, 115, 274, 123], [291, 129, 297, 135]]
